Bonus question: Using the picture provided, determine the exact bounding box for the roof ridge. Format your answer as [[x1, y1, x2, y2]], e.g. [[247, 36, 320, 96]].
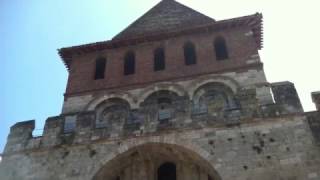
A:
[[113, 0, 215, 40], [112, 1, 163, 40]]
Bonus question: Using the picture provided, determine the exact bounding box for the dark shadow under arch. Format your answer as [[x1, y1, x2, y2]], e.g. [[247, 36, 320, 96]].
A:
[[158, 162, 176, 180], [92, 143, 222, 180]]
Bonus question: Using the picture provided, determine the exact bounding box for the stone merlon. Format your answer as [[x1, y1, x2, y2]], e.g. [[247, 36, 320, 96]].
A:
[[312, 91, 320, 110], [271, 81, 303, 113]]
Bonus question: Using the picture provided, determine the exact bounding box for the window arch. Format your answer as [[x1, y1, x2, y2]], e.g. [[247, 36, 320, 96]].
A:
[[94, 57, 107, 80], [141, 90, 179, 124], [158, 162, 176, 180], [184, 42, 197, 65], [154, 47, 165, 71], [95, 98, 130, 129], [192, 83, 239, 115], [124, 51, 135, 75], [214, 36, 229, 60]]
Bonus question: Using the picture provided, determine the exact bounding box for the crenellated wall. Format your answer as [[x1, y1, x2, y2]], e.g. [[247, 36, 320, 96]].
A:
[[1, 110, 320, 180], [2, 84, 306, 155], [2, 2, 319, 179], [1, 82, 316, 180]]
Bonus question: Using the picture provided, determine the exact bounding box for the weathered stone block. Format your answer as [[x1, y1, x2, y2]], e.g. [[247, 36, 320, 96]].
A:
[[4, 120, 35, 153], [271, 81, 303, 113]]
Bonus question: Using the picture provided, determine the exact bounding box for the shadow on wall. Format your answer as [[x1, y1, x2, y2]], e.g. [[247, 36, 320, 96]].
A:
[[92, 143, 222, 180]]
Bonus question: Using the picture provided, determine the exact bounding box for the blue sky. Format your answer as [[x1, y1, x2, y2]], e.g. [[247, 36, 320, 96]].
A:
[[1, 0, 319, 152]]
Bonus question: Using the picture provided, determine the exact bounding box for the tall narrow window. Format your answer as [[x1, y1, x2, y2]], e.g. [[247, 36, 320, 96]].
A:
[[184, 42, 197, 65], [124, 51, 135, 75], [154, 48, 165, 71], [214, 37, 229, 60], [94, 57, 106, 80]]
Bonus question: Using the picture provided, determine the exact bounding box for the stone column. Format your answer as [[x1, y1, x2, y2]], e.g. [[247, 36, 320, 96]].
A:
[[312, 91, 320, 111]]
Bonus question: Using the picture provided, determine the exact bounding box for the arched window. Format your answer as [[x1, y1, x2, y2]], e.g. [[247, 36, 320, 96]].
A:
[[154, 48, 165, 71], [192, 83, 239, 115], [95, 99, 130, 129], [124, 51, 135, 75], [214, 37, 229, 60], [158, 162, 176, 180], [184, 42, 197, 65], [140, 90, 179, 124], [94, 57, 107, 80]]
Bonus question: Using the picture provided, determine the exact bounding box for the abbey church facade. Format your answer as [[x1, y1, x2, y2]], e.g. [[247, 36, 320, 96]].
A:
[[1, 0, 320, 179]]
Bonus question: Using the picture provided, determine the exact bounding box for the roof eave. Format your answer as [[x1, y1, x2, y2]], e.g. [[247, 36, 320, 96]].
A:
[[59, 13, 263, 71]]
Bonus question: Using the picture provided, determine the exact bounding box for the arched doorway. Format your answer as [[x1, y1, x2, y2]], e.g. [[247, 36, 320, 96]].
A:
[[92, 143, 221, 180], [158, 162, 176, 180]]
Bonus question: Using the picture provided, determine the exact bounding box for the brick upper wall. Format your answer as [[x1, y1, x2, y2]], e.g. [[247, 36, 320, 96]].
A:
[[65, 27, 260, 96]]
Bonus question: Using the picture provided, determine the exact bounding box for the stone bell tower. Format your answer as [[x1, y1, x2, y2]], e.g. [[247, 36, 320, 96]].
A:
[[1, 1, 320, 180]]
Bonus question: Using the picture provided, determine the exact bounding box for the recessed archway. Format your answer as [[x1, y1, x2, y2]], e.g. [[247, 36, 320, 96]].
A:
[[158, 162, 176, 180], [92, 143, 221, 180]]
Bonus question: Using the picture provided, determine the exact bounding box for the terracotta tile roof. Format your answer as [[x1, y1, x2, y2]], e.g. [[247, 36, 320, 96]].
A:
[[113, 0, 215, 40]]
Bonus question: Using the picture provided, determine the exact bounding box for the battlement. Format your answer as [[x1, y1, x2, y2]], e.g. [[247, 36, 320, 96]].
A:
[[2, 1, 320, 178], [312, 91, 320, 110], [4, 84, 314, 155], [271, 81, 304, 113]]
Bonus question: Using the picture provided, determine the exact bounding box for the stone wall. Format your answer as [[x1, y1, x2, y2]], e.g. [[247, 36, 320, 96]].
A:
[[1, 113, 320, 180], [62, 71, 273, 114], [1, 89, 317, 180]]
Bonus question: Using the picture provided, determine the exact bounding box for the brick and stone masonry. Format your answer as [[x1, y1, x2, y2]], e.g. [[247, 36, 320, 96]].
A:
[[1, 0, 320, 180]]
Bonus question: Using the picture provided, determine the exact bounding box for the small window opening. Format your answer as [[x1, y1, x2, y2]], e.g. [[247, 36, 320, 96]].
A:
[[94, 57, 106, 80], [158, 98, 172, 122], [124, 51, 135, 75], [214, 37, 229, 60], [184, 42, 197, 65], [154, 48, 165, 71], [158, 162, 176, 180], [64, 116, 76, 133]]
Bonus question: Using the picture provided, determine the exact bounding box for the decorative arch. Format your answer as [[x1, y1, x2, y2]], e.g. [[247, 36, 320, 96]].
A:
[[94, 98, 131, 129], [137, 83, 187, 106], [91, 137, 222, 180], [188, 75, 240, 100], [86, 92, 137, 111], [192, 82, 239, 114]]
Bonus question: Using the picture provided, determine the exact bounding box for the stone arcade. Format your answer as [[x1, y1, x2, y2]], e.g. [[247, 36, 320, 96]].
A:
[[1, 0, 320, 180]]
